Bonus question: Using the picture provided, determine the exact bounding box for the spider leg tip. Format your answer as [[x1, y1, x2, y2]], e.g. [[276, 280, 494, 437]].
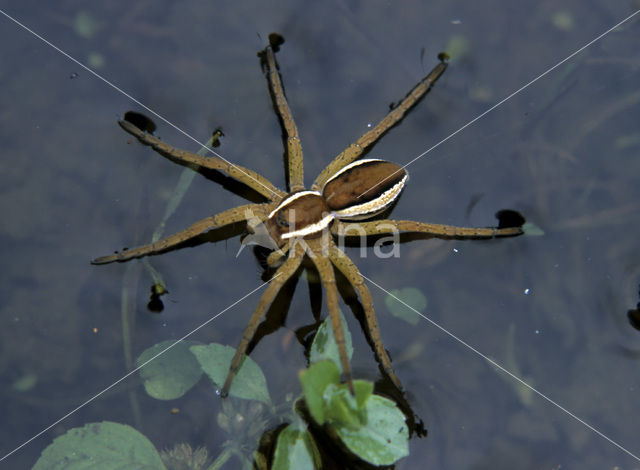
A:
[[437, 51, 450, 63], [90, 255, 112, 265], [268, 32, 285, 50]]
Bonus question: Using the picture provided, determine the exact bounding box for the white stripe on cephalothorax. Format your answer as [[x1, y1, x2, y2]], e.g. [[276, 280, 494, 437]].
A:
[[281, 213, 335, 239], [268, 190, 322, 218]]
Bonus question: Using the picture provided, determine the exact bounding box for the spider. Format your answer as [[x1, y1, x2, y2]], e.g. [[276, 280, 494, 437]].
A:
[[92, 34, 523, 396]]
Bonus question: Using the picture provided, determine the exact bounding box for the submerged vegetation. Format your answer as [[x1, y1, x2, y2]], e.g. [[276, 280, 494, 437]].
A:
[[34, 315, 411, 469]]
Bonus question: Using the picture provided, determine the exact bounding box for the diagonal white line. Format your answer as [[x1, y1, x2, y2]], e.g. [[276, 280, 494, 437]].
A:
[[362, 273, 640, 463], [2, 3, 639, 464], [358, 8, 640, 199], [0, 8, 279, 199], [0, 276, 276, 463], [400, 9, 640, 170]]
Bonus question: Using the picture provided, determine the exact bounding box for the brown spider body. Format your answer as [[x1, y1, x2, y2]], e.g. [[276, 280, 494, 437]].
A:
[[93, 37, 523, 397], [264, 159, 407, 246], [265, 191, 332, 244], [323, 159, 408, 220]]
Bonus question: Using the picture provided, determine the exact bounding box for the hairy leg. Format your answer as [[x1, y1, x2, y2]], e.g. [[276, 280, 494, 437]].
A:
[[261, 42, 304, 192], [92, 203, 274, 264], [313, 57, 448, 190], [328, 241, 402, 389], [307, 237, 355, 394], [119, 119, 285, 200], [332, 219, 523, 239], [220, 242, 305, 396]]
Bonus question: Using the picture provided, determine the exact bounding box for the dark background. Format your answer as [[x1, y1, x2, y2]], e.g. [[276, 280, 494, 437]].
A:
[[1, 1, 639, 468]]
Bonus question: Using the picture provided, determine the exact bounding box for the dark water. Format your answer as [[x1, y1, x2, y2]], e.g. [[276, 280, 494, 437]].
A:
[[1, 1, 639, 468]]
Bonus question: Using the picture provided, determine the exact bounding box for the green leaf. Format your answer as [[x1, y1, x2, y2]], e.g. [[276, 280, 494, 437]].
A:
[[11, 372, 38, 392], [323, 383, 364, 430], [309, 310, 353, 373], [444, 34, 470, 62], [32, 421, 166, 470], [522, 221, 545, 236], [73, 12, 98, 39], [136, 340, 202, 400], [615, 132, 640, 149], [299, 360, 340, 425], [321, 380, 373, 429], [189, 343, 271, 405], [384, 287, 427, 325], [272, 424, 320, 470], [353, 380, 373, 409], [551, 10, 575, 31], [333, 394, 409, 466]]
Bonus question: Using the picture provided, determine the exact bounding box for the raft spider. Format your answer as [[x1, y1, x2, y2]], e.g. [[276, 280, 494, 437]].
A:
[[92, 34, 523, 396]]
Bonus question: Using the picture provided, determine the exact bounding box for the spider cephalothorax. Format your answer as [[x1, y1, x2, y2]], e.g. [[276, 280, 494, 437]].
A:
[[93, 34, 522, 396]]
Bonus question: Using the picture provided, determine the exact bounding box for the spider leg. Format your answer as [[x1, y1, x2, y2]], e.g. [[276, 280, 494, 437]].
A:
[[332, 219, 523, 239], [306, 238, 355, 394], [261, 44, 304, 192], [92, 203, 274, 264], [328, 241, 402, 389], [221, 242, 305, 396], [266, 240, 290, 268], [119, 119, 285, 200], [313, 57, 448, 190]]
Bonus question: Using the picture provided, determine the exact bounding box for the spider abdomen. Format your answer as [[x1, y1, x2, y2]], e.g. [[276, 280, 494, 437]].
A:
[[322, 159, 408, 220]]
